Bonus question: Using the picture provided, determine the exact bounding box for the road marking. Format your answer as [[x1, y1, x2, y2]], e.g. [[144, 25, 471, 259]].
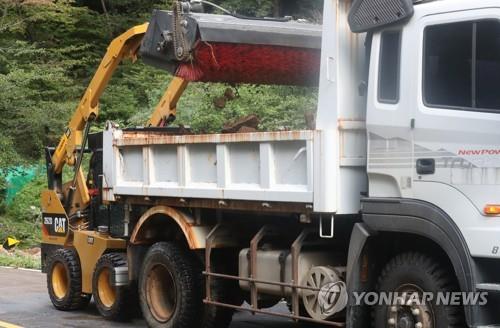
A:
[[0, 320, 23, 328]]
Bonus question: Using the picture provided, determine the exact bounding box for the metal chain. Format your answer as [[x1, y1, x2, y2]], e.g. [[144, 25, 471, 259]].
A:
[[172, 1, 191, 61]]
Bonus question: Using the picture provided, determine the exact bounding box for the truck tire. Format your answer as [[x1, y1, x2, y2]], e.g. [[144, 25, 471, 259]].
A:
[[202, 271, 238, 328], [139, 242, 203, 328], [201, 249, 243, 328], [92, 253, 133, 321], [46, 248, 90, 311], [372, 252, 465, 328]]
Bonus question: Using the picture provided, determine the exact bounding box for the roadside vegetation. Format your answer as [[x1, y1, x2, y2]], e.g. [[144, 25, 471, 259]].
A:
[[0, 247, 41, 270], [0, 0, 322, 268]]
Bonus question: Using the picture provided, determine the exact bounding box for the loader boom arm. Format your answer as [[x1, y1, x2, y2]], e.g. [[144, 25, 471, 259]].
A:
[[51, 23, 149, 175], [148, 77, 189, 127]]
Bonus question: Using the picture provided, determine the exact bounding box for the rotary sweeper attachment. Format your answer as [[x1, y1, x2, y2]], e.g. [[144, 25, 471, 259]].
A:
[[140, 4, 322, 86]]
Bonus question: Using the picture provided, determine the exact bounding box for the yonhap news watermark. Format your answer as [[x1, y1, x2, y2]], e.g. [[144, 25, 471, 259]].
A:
[[316, 282, 489, 315], [350, 291, 489, 306]]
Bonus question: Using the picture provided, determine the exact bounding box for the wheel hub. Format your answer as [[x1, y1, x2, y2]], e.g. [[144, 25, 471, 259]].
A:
[[386, 284, 434, 328], [146, 264, 177, 323], [97, 267, 116, 308], [397, 311, 414, 328], [52, 262, 69, 300]]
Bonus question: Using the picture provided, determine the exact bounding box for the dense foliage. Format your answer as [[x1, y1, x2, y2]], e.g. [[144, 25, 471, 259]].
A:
[[0, 0, 321, 247]]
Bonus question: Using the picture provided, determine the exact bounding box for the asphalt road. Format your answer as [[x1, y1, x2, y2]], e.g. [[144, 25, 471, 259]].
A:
[[0, 267, 301, 328]]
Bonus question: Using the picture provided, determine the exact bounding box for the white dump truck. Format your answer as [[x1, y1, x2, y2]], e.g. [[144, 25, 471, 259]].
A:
[[41, 0, 500, 327]]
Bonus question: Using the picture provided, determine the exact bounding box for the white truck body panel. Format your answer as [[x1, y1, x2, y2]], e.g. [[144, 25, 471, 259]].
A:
[[314, 0, 368, 213], [103, 128, 316, 204]]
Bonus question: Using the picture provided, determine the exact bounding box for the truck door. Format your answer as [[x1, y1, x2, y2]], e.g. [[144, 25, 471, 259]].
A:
[[366, 27, 414, 199], [412, 9, 500, 257]]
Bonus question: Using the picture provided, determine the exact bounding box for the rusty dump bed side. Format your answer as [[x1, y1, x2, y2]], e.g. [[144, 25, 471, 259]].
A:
[[101, 125, 329, 211]]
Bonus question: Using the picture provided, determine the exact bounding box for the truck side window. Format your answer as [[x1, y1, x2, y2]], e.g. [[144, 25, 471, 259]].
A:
[[378, 30, 401, 104], [476, 21, 500, 110], [424, 20, 500, 111]]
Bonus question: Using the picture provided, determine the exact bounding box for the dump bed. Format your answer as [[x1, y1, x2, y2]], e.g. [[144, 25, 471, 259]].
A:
[[103, 125, 316, 204], [102, 120, 366, 214]]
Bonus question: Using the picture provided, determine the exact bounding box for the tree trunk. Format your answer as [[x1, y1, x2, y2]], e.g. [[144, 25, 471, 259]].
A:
[[273, 0, 281, 17], [100, 0, 112, 35]]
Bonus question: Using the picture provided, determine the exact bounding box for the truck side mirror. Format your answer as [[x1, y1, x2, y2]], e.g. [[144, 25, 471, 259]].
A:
[[348, 0, 414, 33]]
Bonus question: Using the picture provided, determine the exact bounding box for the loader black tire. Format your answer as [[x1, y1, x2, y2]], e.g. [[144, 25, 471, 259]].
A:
[[372, 252, 465, 328], [139, 242, 204, 328], [46, 248, 90, 311], [92, 252, 133, 321]]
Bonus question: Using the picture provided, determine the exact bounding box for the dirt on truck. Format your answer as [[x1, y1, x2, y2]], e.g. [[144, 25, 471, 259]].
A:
[[41, 0, 500, 327]]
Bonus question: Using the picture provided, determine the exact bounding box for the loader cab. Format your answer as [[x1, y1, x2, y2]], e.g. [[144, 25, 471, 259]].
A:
[[366, 0, 500, 259]]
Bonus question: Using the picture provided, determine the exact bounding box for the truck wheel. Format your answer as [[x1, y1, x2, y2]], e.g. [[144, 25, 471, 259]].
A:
[[92, 253, 132, 321], [139, 242, 203, 328], [373, 252, 465, 328], [46, 248, 90, 311]]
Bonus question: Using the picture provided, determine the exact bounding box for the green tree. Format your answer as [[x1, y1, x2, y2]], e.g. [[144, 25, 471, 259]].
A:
[[210, 0, 323, 20]]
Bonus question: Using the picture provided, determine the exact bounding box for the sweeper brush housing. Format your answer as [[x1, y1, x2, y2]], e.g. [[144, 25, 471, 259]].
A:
[[140, 10, 322, 86]]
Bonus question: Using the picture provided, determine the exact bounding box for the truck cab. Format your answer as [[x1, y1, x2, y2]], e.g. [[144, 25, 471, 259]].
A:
[[358, 1, 500, 326], [368, 0, 500, 258]]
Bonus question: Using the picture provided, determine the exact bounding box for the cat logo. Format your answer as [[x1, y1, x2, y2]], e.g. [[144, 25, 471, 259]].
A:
[[54, 217, 67, 234]]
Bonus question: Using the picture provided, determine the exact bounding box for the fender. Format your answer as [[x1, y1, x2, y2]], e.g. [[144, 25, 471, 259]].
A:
[[129, 205, 212, 249], [347, 198, 477, 327]]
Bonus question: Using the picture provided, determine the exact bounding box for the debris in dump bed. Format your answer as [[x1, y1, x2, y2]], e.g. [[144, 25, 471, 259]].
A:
[[236, 126, 258, 133], [222, 114, 260, 133], [148, 125, 193, 135], [224, 88, 237, 101], [213, 96, 227, 109], [213, 87, 238, 109], [176, 124, 193, 135]]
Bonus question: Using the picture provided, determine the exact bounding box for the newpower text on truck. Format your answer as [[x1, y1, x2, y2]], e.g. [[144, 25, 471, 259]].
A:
[[40, 0, 500, 327]]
